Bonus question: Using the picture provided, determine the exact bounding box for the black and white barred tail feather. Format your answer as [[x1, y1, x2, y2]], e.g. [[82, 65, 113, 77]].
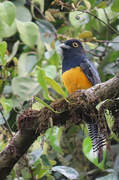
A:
[[87, 123, 106, 163]]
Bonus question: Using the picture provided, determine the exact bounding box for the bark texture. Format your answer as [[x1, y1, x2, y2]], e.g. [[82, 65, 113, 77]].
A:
[[0, 74, 119, 179]]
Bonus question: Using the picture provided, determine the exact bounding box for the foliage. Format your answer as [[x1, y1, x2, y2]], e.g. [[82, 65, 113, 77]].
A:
[[0, 0, 119, 179]]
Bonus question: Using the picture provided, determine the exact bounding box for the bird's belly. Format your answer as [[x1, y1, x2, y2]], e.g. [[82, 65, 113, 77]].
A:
[[62, 67, 92, 93]]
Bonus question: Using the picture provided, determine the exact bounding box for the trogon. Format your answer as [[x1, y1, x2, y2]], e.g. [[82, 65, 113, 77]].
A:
[[60, 39, 106, 162]]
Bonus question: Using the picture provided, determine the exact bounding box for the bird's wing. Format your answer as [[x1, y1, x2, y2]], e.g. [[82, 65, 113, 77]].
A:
[[80, 58, 101, 85]]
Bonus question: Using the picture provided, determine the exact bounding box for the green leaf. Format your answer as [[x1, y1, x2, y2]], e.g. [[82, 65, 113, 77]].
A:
[[96, 99, 109, 111], [83, 0, 91, 10], [30, 149, 43, 164], [39, 0, 44, 13], [47, 175, 55, 180], [97, 6, 117, 25], [46, 77, 66, 98], [0, 97, 13, 115], [96, 172, 118, 180], [52, 166, 79, 179], [0, 1, 16, 26], [37, 39, 44, 61], [105, 109, 114, 132], [32, 102, 44, 110], [18, 53, 38, 76], [108, 51, 119, 63], [7, 41, 20, 62], [79, 31, 93, 39], [0, 41, 7, 65], [40, 154, 51, 167], [0, 136, 7, 149], [0, 21, 5, 38], [12, 77, 41, 100], [69, 11, 89, 28], [33, 0, 44, 13], [35, 97, 60, 113], [96, 1, 107, 8], [37, 20, 56, 44], [15, 5, 32, 22], [87, 0, 96, 8], [111, 0, 119, 12], [110, 36, 119, 51], [16, 20, 39, 48], [0, 20, 17, 38], [0, 80, 3, 94], [44, 65, 57, 79], [83, 137, 106, 169], [103, 61, 119, 75], [21, 167, 32, 179], [37, 168, 49, 179], [37, 67, 49, 100], [110, 132, 119, 142], [46, 126, 63, 153], [48, 52, 60, 68]]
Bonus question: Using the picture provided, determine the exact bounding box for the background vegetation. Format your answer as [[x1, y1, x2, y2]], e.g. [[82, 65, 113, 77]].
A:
[[0, 0, 119, 179]]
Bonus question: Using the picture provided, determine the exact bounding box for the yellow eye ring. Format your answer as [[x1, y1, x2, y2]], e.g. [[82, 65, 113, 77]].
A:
[[72, 42, 79, 48]]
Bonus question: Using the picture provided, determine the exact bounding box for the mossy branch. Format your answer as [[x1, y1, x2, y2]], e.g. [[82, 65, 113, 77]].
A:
[[0, 74, 119, 179]]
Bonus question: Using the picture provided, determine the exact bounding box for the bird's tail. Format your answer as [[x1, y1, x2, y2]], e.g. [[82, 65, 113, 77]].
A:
[[87, 123, 106, 163]]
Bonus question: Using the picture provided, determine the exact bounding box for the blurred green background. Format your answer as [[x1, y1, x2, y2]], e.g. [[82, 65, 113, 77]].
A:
[[0, 0, 119, 179]]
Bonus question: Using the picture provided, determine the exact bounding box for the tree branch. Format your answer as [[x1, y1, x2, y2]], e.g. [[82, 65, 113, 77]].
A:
[[84, 10, 119, 35], [0, 74, 119, 179]]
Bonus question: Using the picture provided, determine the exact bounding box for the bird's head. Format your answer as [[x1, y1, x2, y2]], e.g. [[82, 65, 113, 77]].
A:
[[59, 39, 85, 57]]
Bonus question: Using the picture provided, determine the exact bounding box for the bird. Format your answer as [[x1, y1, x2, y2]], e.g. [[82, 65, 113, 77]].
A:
[[60, 39, 106, 163]]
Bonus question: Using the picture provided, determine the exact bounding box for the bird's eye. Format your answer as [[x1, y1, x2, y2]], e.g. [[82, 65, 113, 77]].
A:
[[72, 42, 79, 48]]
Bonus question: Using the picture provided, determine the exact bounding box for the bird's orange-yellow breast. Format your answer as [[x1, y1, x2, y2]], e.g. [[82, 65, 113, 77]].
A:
[[62, 67, 92, 93]]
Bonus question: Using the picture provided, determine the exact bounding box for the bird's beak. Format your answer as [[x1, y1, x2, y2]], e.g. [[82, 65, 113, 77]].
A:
[[59, 43, 70, 49]]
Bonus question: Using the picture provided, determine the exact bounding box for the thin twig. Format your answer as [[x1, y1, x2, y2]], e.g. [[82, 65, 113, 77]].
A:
[[103, 9, 110, 25], [0, 109, 13, 136], [53, 0, 71, 10], [103, 9, 110, 52], [83, 39, 119, 43], [52, 0, 119, 35], [58, 34, 119, 43], [81, 10, 119, 35], [86, 50, 102, 57]]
